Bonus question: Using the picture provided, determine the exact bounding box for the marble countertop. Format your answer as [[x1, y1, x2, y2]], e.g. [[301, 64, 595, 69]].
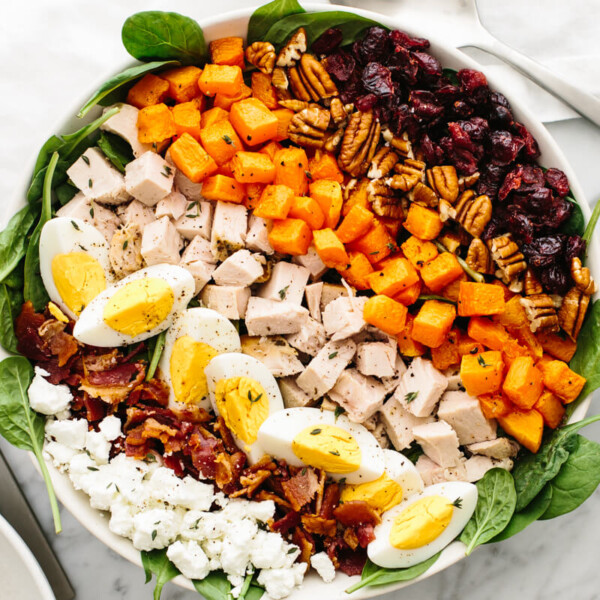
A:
[[1, 1, 600, 598]]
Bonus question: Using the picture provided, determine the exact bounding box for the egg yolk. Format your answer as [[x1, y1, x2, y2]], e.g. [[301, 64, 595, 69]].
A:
[[340, 473, 404, 513], [103, 277, 174, 337], [292, 425, 362, 474], [389, 495, 453, 550], [170, 336, 218, 405], [51, 252, 106, 315], [215, 377, 269, 446]]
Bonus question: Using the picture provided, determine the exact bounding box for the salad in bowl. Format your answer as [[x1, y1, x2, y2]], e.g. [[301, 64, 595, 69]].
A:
[[1, 1, 600, 599]]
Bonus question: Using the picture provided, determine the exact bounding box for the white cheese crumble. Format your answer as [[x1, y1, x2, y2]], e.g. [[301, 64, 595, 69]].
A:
[[311, 552, 336, 583], [28, 367, 72, 415]]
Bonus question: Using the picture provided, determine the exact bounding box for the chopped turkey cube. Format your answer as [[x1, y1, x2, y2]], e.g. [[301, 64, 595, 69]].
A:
[[292, 245, 327, 280], [355, 341, 397, 378], [56, 193, 120, 242], [155, 190, 187, 220], [241, 336, 304, 377], [305, 282, 323, 321], [464, 455, 514, 483], [100, 104, 152, 157], [245, 297, 308, 336], [413, 420, 462, 468], [211, 202, 247, 261], [246, 215, 274, 255], [175, 200, 213, 241], [416, 455, 468, 486], [181, 235, 216, 265], [379, 398, 434, 451], [286, 317, 327, 356], [117, 199, 155, 228], [394, 357, 448, 418], [322, 296, 367, 340], [320, 283, 348, 313], [174, 169, 203, 201], [182, 260, 216, 294], [329, 368, 386, 423], [467, 437, 520, 459], [141, 216, 182, 266], [258, 261, 310, 306], [278, 377, 315, 408], [437, 390, 497, 445], [125, 151, 174, 206], [213, 250, 265, 286], [200, 285, 250, 320]]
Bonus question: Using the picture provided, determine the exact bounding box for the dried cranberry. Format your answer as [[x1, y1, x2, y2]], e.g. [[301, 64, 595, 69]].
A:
[[452, 100, 475, 118], [459, 116, 490, 142], [520, 164, 546, 192], [478, 163, 508, 200], [515, 187, 554, 215], [523, 235, 565, 267], [448, 121, 483, 157], [513, 122, 540, 159], [389, 29, 430, 50], [489, 91, 513, 125], [458, 68, 488, 92], [566, 235, 586, 261], [325, 51, 356, 82], [499, 164, 523, 200], [545, 168, 570, 197], [362, 62, 394, 96], [435, 84, 460, 105], [356, 93, 378, 111], [412, 51, 442, 77], [354, 26, 389, 63], [541, 195, 573, 229], [312, 27, 343, 54], [539, 264, 570, 295], [506, 207, 537, 243], [440, 137, 479, 175], [490, 130, 525, 165], [419, 133, 444, 165], [387, 46, 419, 86], [410, 90, 444, 120]]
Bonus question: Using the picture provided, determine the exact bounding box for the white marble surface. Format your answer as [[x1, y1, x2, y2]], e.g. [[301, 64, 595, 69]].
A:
[[1, 1, 600, 599]]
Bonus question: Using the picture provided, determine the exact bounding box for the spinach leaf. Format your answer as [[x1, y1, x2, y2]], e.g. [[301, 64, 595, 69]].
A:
[[193, 570, 232, 600], [459, 468, 516, 554], [122, 12, 207, 65], [559, 197, 585, 237], [489, 484, 553, 543], [24, 152, 59, 310], [97, 131, 134, 173], [540, 435, 600, 520], [27, 106, 121, 204], [512, 414, 600, 512], [569, 299, 600, 407], [146, 330, 166, 381], [344, 552, 441, 594], [0, 205, 36, 284], [583, 197, 600, 246], [264, 11, 385, 51], [55, 182, 79, 206], [0, 283, 23, 354], [442, 68, 459, 86], [244, 586, 265, 600], [78, 60, 179, 118], [247, 0, 306, 45], [140, 549, 180, 600], [0, 356, 62, 533]]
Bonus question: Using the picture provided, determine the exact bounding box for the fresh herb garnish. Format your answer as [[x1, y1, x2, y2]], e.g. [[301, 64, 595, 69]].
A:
[[452, 497, 463, 509], [478, 355, 491, 368], [71, 220, 80, 230], [222, 134, 235, 146], [328, 351, 338, 359], [82, 154, 90, 165], [310, 428, 322, 435], [248, 391, 263, 404], [334, 405, 344, 420], [88, 178, 93, 188], [329, 449, 340, 456], [404, 391, 418, 404], [278, 285, 289, 300], [122, 240, 129, 250]]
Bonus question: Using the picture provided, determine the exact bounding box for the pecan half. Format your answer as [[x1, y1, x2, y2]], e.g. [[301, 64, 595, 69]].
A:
[[409, 182, 438, 207], [455, 191, 492, 238], [438, 199, 457, 222], [381, 128, 413, 159], [277, 99, 310, 112], [466, 238, 493, 274], [338, 111, 381, 177], [271, 67, 291, 99], [524, 268, 543, 296], [245, 41, 276, 74], [367, 180, 404, 218], [490, 235, 527, 290], [439, 230, 463, 254], [571, 257, 596, 295], [368, 146, 399, 179], [276, 28, 307, 67], [288, 54, 338, 102], [329, 98, 350, 125], [427, 166, 459, 204], [559, 287, 590, 340], [388, 158, 425, 192], [458, 172, 480, 192], [520, 294, 560, 333], [323, 126, 345, 153], [288, 105, 330, 148]]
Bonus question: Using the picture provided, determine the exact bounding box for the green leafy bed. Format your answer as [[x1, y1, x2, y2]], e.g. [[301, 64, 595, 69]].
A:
[[1, 1, 600, 598]]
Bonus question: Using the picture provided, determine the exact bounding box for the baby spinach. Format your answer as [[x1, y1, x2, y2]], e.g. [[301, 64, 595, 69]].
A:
[[247, 0, 306, 45], [0, 356, 62, 533], [97, 131, 134, 173], [55, 182, 79, 206], [559, 196, 585, 237], [489, 484, 553, 543], [459, 468, 516, 554], [264, 11, 385, 51], [122, 12, 207, 66], [569, 299, 600, 409], [141, 549, 180, 600], [0, 283, 23, 354], [0, 205, 36, 284], [193, 570, 232, 600], [78, 60, 179, 118], [540, 435, 600, 520], [345, 552, 441, 594], [512, 414, 600, 512]]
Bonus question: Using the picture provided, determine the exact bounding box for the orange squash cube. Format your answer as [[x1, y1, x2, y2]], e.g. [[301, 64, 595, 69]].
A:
[[440, 272, 468, 303], [209, 37, 245, 69], [313, 228, 349, 267], [200, 120, 242, 166], [254, 184, 295, 220], [367, 257, 419, 297], [420, 252, 464, 292], [364, 295, 408, 336], [478, 393, 513, 419], [259, 141, 283, 162], [308, 152, 344, 184], [309, 180, 343, 229], [535, 390, 565, 429], [397, 314, 426, 357], [535, 331, 577, 362], [401, 236, 438, 270], [272, 108, 295, 142], [538, 360, 586, 404], [245, 183, 265, 211], [403, 203, 443, 240], [337, 252, 374, 291], [200, 107, 229, 129], [431, 329, 461, 371], [274, 148, 308, 196], [251, 72, 279, 109], [336, 205, 374, 244], [230, 151, 275, 184], [201, 174, 245, 204], [460, 351, 505, 396], [171, 101, 202, 140], [458, 281, 506, 317], [499, 409, 544, 453], [502, 356, 544, 409], [288, 196, 325, 230], [230, 98, 278, 145], [161, 66, 202, 103], [348, 220, 395, 264], [393, 280, 422, 306], [467, 317, 509, 351], [412, 300, 457, 349], [214, 83, 252, 111], [342, 179, 370, 216], [137, 103, 176, 143], [169, 133, 218, 183], [268, 219, 312, 255], [198, 64, 243, 97], [126, 73, 169, 108]]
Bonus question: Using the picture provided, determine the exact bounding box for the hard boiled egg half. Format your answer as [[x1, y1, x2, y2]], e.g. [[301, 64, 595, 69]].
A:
[[73, 264, 194, 346], [39, 217, 114, 319], [257, 407, 385, 484], [340, 449, 424, 514], [368, 481, 477, 569], [159, 308, 241, 412], [205, 353, 284, 464]]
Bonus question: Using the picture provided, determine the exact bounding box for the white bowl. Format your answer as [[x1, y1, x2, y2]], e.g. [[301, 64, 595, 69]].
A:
[[0, 514, 55, 600], [8, 3, 599, 599]]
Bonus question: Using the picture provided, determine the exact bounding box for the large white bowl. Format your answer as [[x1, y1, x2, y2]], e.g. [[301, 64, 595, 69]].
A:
[[8, 3, 599, 598]]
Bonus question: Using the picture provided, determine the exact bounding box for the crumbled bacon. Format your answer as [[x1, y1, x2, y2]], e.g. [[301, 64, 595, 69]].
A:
[[319, 483, 340, 519], [80, 362, 145, 404], [333, 500, 381, 527], [271, 511, 301, 534], [255, 490, 293, 509], [127, 379, 170, 407], [188, 427, 221, 478], [213, 415, 239, 454], [215, 451, 246, 494], [355, 523, 376, 547], [83, 351, 119, 372], [16, 302, 50, 361], [292, 527, 316, 565], [325, 537, 368, 576], [38, 320, 78, 366], [300, 514, 337, 537], [126, 417, 179, 445], [281, 467, 320, 512]]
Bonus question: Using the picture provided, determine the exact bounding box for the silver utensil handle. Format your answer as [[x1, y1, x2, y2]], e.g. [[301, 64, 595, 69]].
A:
[[471, 35, 600, 127]]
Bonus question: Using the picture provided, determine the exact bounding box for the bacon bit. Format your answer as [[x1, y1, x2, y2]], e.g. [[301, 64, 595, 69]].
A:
[[83, 351, 119, 372], [355, 523, 376, 548], [325, 537, 367, 576], [125, 439, 151, 459], [189, 428, 221, 479], [231, 469, 272, 498], [313, 469, 327, 515], [38, 320, 79, 366], [319, 482, 340, 519], [255, 490, 293, 509], [80, 363, 145, 404], [281, 467, 320, 511], [333, 500, 381, 527], [86, 362, 143, 386], [300, 514, 337, 538], [271, 510, 300, 533], [215, 451, 246, 494], [170, 405, 213, 423], [82, 393, 106, 422], [16, 302, 49, 361], [163, 437, 184, 454], [247, 455, 277, 473], [127, 379, 170, 407], [37, 359, 73, 384], [127, 417, 179, 446], [292, 527, 316, 565], [343, 527, 359, 550], [163, 454, 185, 476], [213, 416, 239, 454]]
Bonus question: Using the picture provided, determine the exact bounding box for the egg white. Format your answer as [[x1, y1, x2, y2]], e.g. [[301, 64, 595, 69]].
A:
[[160, 308, 241, 411], [382, 449, 424, 500], [205, 352, 284, 464], [257, 407, 385, 484], [368, 481, 478, 569], [72, 264, 195, 346], [39, 217, 114, 319]]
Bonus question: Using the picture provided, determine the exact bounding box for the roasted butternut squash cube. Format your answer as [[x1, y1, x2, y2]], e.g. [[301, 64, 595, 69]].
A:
[[403, 203, 443, 240], [367, 257, 419, 297], [535, 331, 577, 362], [230, 151, 275, 184], [272, 108, 295, 142], [200, 107, 229, 129], [393, 279, 422, 306], [251, 72, 279, 109], [538, 360, 586, 404], [347, 219, 395, 264], [535, 390, 565, 429], [431, 329, 460, 370], [137, 103, 176, 143], [127, 73, 169, 108], [336, 205, 375, 244], [244, 183, 265, 211], [309, 180, 343, 229], [214, 83, 252, 111], [308, 152, 344, 184], [460, 350, 504, 396], [478, 393, 513, 419], [397, 314, 426, 357], [502, 356, 544, 409], [337, 252, 373, 291], [169, 133, 217, 183], [268, 219, 312, 255], [364, 295, 408, 336], [161, 66, 202, 103], [458, 281, 506, 316], [210, 37, 245, 69], [201, 174, 245, 204], [313, 228, 349, 267], [254, 184, 295, 220], [198, 64, 243, 97], [171, 101, 202, 140], [467, 317, 509, 351], [274, 148, 308, 196], [230, 98, 278, 145], [411, 300, 457, 349], [200, 120, 242, 166], [259, 141, 283, 162], [401, 235, 438, 270], [420, 252, 464, 293], [498, 409, 544, 453], [288, 196, 325, 230]]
